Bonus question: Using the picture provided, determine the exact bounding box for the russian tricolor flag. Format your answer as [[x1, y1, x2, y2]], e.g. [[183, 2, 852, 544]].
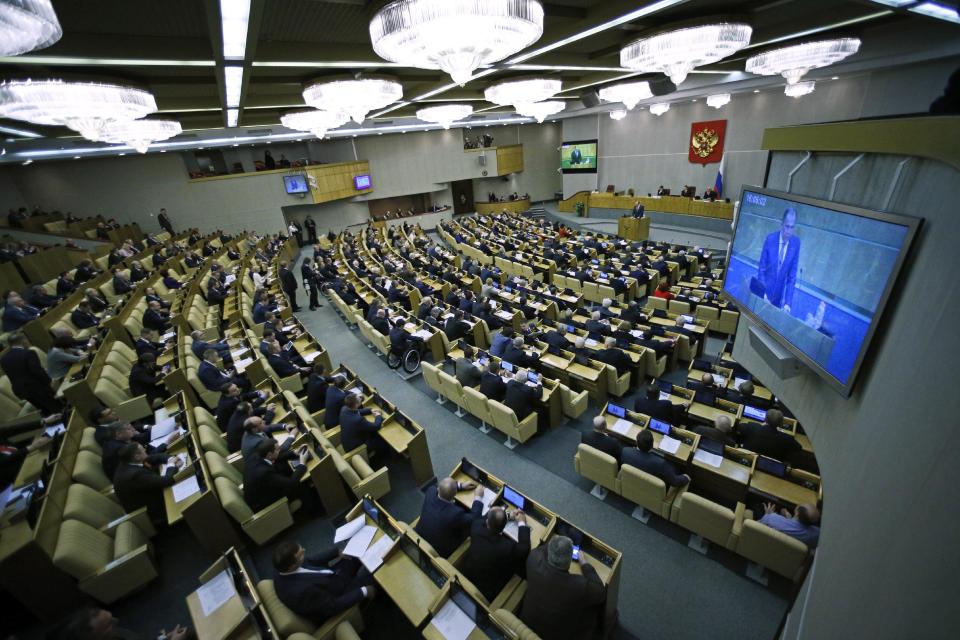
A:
[[714, 154, 725, 197]]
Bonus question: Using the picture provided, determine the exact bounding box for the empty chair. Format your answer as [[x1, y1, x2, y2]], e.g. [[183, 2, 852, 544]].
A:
[[463, 386, 493, 433], [63, 482, 156, 537], [421, 362, 445, 404], [488, 400, 537, 449], [560, 385, 588, 419], [670, 491, 746, 553], [574, 443, 619, 500], [213, 476, 297, 545]]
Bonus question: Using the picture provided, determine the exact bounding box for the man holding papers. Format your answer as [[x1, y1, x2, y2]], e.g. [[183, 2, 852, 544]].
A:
[[272, 541, 376, 626], [621, 430, 690, 488], [114, 442, 183, 525]]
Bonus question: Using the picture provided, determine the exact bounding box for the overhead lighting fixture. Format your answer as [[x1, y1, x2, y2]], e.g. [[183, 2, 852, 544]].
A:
[[0, 123, 42, 138], [98, 119, 182, 153], [484, 77, 561, 109], [224, 66, 243, 108], [868, 0, 916, 5], [609, 109, 627, 121], [746, 39, 861, 84], [22, 159, 32, 165], [280, 109, 348, 139], [832, 76, 839, 80], [0, 55, 215, 66], [598, 81, 653, 110], [706, 93, 731, 109], [0, 80, 156, 141], [0, 0, 62, 56], [227, 108, 238, 127], [415, 104, 473, 129], [303, 78, 403, 124], [370, 0, 544, 85], [784, 80, 815, 98], [910, 1, 960, 23], [649, 102, 670, 116], [753, 89, 760, 93], [620, 23, 753, 86], [515, 100, 564, 122], [220, 0, 251, 60]]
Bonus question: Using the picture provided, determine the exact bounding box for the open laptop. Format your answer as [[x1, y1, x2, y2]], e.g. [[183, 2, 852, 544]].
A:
[[756, 455, 787, 478], [502, 484, 526, 511], [743, 405, 768, 422]]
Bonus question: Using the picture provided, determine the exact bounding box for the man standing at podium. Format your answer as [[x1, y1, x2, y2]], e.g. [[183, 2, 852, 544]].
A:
[[757, 208, 801, 313]]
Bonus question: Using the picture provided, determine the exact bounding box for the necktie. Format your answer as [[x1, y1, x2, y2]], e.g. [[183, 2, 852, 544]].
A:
[[778, 240, 787, 269]]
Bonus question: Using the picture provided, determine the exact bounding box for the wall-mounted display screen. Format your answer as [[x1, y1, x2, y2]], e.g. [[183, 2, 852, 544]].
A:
[[354, 174, 372, 190], [283, 175, 309, 194], [723, 186, 920, 395], [560, 139, 598, 173]]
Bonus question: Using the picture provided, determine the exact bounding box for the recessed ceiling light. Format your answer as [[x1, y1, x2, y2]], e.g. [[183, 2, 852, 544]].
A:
[[691, 99, 697, 102], [160, 150, 166, 153], [73, 156, 80, 159], [265, 141, 271, 144], [118, 153, 126, 156], [832, 76, 839, 80], [378, 132, 383, 135], [232, 143, 239, 147], [753, 89, 760, 93], [22, 159, 33, 165]]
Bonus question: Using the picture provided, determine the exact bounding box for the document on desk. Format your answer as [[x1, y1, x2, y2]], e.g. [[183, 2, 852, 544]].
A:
[[658, 435, 681, 454], [150, 427, 185, 449], [150, 416, 179, 440], [584, 338, 599, 347], [230, 349, 248, 361], [303, 351, 321, 363], [413, 329, 433, 340], [43, 422, 66, 438], [154, 406, 170, 422], [609, 418, 633, 436], [342, 525, 377, 558], [360, 534, 395, 573], [428, 599, 476, 640], [334, 515, 366, 543], [172, 475, 201, 502], [659, 391, 671, 401], [693, 449, 723, 468], [224, 274, 237, 285], [234, 357, 254, 371], [403, 322, 417, 332], [685, 323, 700, 332], [161, 330, 177, 341], [478, 487, 498, 516], [161, 453, 189, 476], [710, 373, 724, 386], [733, 377, 749, 390], [629, 330, 643, 338], [348, 386, 363, 397], [495, 310, 514, 320], [197, 569, 236, 616]]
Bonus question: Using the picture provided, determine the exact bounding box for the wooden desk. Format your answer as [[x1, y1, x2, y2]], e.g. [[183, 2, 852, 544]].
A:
[[749, 471, 818, 507], [375, 545, 442, 628]]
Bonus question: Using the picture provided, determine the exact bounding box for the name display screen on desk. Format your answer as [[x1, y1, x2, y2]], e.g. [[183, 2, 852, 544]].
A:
[[560, 139, 598, 173], [723, 186, 920, 395]]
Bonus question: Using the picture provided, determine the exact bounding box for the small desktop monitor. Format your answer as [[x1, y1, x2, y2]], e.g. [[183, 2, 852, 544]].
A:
[[648, 418, 671, 435], [526, 371, 539, 383], [698, 437, 725, 456], [606, 403, 626, 418], [743, 405, 768, 422], [502, 485, 526, 510], [756, 455, 787, 477], [283, 175, 309, 194], [353, 174, 372, 190], [500, 361, 513, 373], [450, 581, 480, 623]]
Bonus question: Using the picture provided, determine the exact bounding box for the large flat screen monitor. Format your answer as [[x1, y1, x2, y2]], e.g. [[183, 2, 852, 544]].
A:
[[283, 175, 309, 194], [723, 186, 920, 395], [560, 139, 598, 173]]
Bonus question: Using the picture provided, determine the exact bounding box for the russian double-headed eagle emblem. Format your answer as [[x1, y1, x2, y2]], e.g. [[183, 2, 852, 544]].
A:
[[691, 127, 720, 158]]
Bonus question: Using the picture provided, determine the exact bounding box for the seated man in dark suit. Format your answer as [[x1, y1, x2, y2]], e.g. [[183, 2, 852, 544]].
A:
[[621, 430, 690, 487], [272, 540, 376, 626], [112, 270, 133, 295], [504, 368, 542, 421], [596, 337, 632, 377], [128, 352, 167, 406], [142, 300, 171, 332], [462, 507, 531, 602], [101, 422, 170, 481], [724, 379, 770, 409], [634, 385, 685, 423], [324, 375, 349, 428], [370, 309, 390, 335], [70, 301, 100, 329], [243, 439, 311, 513], [305, 362, 332, 413], [737, 409, 801, 461], [692, 415, 736, 446], [480, 360, 507, 402], [691, 371, 720, 406], [414, 477, 484, 557], [543, 324, 569, 350], [501, 336, 537, 369], [582, 416, 623, 462], [584, 311, 610, 335], [198, 349, 249, 391], [190, 329, 231, 359], [215, 382, 268, 432], [266, 341, 310, 379], [25, 284, 58, 310], [339, 393, 385, 455], [134, 327, 165, 358], [454, 345, 483, 387], [443, 309, 471, 342], [113, 442, 182, 524]]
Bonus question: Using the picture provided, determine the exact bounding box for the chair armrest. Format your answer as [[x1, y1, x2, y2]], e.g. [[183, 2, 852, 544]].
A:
[[517, 411, 538, 442], [448, 537, 471, 567], [278, 374, 304, 393], [354, 467, 390, 501], [243, 497, 294, 545], [100, 507, 156, 538], [490, 574, 523, 611], [80, 544, 157, 603], [197, 326, 220, 341], [343, 444, 369, 464], [114, 394, 153, 422], [731, 502, 748, 546]]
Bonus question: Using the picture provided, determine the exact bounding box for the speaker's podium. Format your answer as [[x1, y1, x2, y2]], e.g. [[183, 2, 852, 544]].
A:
[[618, 216, 650, 241], [746, 293, 835, 365]]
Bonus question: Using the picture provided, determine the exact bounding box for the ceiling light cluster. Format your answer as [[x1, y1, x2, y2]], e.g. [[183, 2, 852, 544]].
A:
[[97, 119, 183, 153], [303, 78, 403, 124], [746, 38, 861, 86], [280, 109, 348, 139], [649, 103, 670, 117], [484, 77, 563, 120], [0, 0, 62, 56], [609, 109, 627, 121], [370, 0, 545, 85], [415, 104, 474, 129], [706, 93, 731, 109], [620, 23, 753, 86], [784, 80, 816, 98], [515, 100, 564, 122], [598, 81, 653, 110]]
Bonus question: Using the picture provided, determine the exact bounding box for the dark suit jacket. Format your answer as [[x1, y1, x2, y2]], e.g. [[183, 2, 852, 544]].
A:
[[243, 455, 305, 513], [737, 423, 801, 461], [502, 344, 536, 369], [306, 374, 330, 413], [521, 546, 606, 640], [274, 549, 367, 625], [71, 309, 99, 329], [582, 431, 623, 462], [479, 371, 506, 402], [268, 352, 300, 378], [414, 488, 482, 557], [621, 447, 688, 487], [463, 519, 531, 601], [597, 348, 631, 376], [198, 360, 232, 391], [543, 331, 567, 350], [114, 463, 177, 521], [339, 407, 382, 452], [142, 309, 169, 332], [691, 425, 735, 447], [129, 364, 165, 403], [633, 397, 678, 423], [280, 268, 298, 293], [757, 231, 800, 308], [444, 318, 470, 341], [0, 347, 51, 398], [134, 338, 162, 358], [324, 386, 347, 427], [504, 380, 541, 421]]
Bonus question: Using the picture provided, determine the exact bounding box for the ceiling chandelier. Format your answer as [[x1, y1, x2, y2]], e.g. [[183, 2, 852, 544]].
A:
[[784, 80, 815, 98], [706, 93, 731, 109], [302, 78, 403, 124], [598, 81, 653, 110], [370, 0, 545, 86], [515, 100, 564, 122], [484, 77, 561, 110], [609, 109, 627, 121], [649, 102, 670, 116], [746, 38, 861, 84], [0, 0, 62, 57], [281, 109, 349, 139], [98, 119, 182, 153], [620, 23, 753, 86], [0, 80, 157, 141], [415, 104, 474, 129]]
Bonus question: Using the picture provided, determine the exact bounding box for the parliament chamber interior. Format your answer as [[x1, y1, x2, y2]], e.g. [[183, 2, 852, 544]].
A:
[[0, 1, 957, 639]]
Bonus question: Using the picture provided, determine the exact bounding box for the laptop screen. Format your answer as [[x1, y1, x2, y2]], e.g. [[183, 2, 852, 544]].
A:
[[607, 403, 626, 419], [567, 324, 576, 333], [657, 379, 673, 393], [698, 437, 725, 456], [502, 485, 526, 510], [681, 314, 695, 323], [648, 418, 671, 435], [500, 361, 513, 373], [527, 371, 539, 383], [450, 583, 479, 622], [756, 455, 787, 477], [743, 405, 767, 422], [505, 286, 512, 293]]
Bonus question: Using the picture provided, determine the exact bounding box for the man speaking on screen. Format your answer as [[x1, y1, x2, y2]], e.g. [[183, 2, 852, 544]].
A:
[[757, 208, 800, 313]]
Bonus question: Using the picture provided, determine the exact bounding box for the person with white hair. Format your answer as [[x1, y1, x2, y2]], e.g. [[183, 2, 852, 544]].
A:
[[581, 415, 623, 461], [598, 297, 616, 318], [692, 414, 736, 446], [596, 336, 632, 377], [503, 368, 541, 421], [586, 310, 609, 335]]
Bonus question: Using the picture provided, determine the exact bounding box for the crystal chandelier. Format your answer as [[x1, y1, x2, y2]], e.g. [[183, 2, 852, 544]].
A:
[[281, 109, 349, 139], [515, 100, 564, 122], [609, 109, 627, 121], [746, 39, 861, 84], [621, 23, 753, 86], [0, 80, 157, 141], [598, 81, 653, 110], [706, 93, 731, 109], [98, 119, 182, 153], [370, 0, 545, 85], [415, 104, 474, 129], [784, 81, 815, 98], [0, 0, 62, 56], [302, 78, 403, 124], [649, 102, 670, 116], [484, 77, 561, 110]]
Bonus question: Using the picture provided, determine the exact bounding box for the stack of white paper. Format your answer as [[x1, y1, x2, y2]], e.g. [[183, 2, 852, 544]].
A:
[[404, 323, 417, 331], [685, 323, 700, 332], [43, 423, 66, 438], [609, 418, 633, 436], [303, 352, 320, 363], [224, 274, 237, 285], [162, 331, 176, 341], [349, 386, 363, 397], [151, 416, 178, 440], [658, 435, 681, 454], [360, 535, 395, 572], [585, 339, 599, 348], [197, 570, 236, 616], [478, 487, 498, 515], [334, 515, 365, 543], [413, 330, 433, 340], [658, 391, 672, 401], [694, 449, 723, 468], [234, 357, 254, 371], [230, 349, 247, 361], [161, 452, 189, 475], [343, 526, 377, 558], [150, 427, 185, 449], [495, 310, 514, 320], [172, 476, 201, 502], [428, 599, 476, 640], [711, 373, 724, 386], [733, 377, 749, 390]]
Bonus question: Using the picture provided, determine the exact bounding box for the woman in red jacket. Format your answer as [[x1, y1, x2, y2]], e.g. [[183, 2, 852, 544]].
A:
[[653, 281, 675, 301]]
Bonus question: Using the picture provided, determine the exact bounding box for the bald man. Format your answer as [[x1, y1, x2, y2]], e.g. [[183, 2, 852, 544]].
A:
[[581, 415, 623, 462], [759, 502, 820, 548], [691, 414, 736, 446], [414, 477, 485, 557]]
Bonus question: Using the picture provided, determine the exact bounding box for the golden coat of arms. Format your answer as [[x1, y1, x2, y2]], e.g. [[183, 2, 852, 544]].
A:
[[691, 128, 720, 158], [688, 119, 727, 165]]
